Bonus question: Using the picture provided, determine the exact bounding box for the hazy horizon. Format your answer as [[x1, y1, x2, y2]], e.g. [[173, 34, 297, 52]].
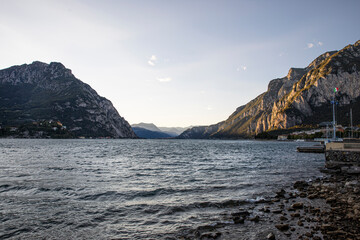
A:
[[1, 0, 359, 127]]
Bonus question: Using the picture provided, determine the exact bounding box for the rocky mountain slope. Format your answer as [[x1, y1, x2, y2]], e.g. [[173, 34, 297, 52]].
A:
[[179, 40, 360, 139], [0, 61, 137, 138]]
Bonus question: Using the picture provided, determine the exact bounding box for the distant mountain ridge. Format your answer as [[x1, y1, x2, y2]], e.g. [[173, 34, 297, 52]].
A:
[[131, 122, 188, 138], [132, 123, 162, 132], [132, 127, 173, 139], [179, 40, 360, 139], [0, 61, 137, 138]]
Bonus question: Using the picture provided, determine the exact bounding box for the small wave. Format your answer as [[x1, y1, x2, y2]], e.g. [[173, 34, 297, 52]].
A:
[[47, 167, 75, 171], [188, 199, 249, 209], [78, 191, 123, 201], [0, 185, 34, 193], [246, 196, 270, 203], [75, 221, 98, 229], [0, 227, 32, 239], [152, 199, 253, 217]]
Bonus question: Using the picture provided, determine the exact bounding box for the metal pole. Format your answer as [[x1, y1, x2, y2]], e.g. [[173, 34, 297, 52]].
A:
[[332, 96, 336, 140], [350, 107, 353, 138]]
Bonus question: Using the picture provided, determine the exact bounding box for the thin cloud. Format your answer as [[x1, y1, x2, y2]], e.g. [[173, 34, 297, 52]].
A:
[[148, 55, 157, 66], [306, 41, 323, 49], [157, 77, 172, 82], [237, 65, 247, 71], [307, 43, 314, 49]]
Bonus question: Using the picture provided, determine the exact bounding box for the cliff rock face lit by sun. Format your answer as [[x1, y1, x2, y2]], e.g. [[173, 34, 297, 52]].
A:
[[179, 40, 360, 139]]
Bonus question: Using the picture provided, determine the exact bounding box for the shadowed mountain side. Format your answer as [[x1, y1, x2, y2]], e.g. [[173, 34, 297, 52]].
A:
[[0, 61, 137, 138]]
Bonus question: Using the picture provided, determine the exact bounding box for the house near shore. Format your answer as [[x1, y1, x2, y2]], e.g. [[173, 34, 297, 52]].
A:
[[277, 135, 288, 141]]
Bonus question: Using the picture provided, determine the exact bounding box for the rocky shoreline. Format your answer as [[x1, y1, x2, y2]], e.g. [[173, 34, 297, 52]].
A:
[[178, 169, 360, 240]]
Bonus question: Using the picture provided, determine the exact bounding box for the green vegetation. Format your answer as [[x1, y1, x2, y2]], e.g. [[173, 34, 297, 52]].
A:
[[287, 132, 323, 140], [254, 131, 277, 139], [0, 120, 74, 138]]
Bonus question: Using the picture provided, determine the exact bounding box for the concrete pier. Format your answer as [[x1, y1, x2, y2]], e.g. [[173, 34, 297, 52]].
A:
[[325, 142, 360, 174]]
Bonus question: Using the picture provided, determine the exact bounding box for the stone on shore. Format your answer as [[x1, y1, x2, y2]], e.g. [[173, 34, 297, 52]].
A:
[[275, 224, 289, 231]]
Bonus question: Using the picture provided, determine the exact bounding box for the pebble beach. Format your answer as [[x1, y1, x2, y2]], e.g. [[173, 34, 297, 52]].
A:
[[179, 168, 360, 240]]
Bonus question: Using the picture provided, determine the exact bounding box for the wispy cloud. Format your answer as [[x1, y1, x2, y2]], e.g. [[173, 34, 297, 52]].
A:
[[236, 65, 247, 71], [148, 55, 157, 66], [307, 43, 314, 49], [306, 41, 323, 49], [157, 77, 172, 82]]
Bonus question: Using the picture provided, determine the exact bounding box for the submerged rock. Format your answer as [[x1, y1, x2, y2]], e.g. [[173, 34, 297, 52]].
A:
[[275, 224, 290, 231]]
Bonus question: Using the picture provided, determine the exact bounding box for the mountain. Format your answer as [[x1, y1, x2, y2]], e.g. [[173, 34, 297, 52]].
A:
[[158, 126, 189, 136], [132, 127, 173, 139], [131, 122, 188, 138], [0, 61, 137, 138], [179, 40, 360, 139], [132, 123, 162, 132]]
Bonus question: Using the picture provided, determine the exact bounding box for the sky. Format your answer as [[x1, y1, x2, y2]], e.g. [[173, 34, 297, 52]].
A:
[[0, 0, 359, 127]]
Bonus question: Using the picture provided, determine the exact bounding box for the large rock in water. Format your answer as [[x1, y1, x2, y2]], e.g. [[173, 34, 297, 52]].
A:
[[179, 40, 360, 139], [0, 61, 137, 138]]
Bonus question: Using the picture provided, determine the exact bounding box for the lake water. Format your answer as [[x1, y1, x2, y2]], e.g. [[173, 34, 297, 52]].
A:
[[0, 139, 324, 239]]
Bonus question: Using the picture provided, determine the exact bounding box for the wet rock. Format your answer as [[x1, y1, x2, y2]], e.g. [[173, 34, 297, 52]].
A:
[[345, 180, 359, 187], [272, 209, 282, 214], [294, 181, 309, 190], [199, 232, 221, 239], [290, 212, 300, 218], [288, 192, 296, 199], [305, 232, 313, 238], [233, 216, 245, 224], [326, 230, 347, 236], [297, 220, 304, 226], [299, 192, 307, 198], [279, 216, 288, 221], [291, 202, 304, 209], [275, 224, 289, 231], [320, 223, 337, 231], [249, 215, 260, 222], [266, 232, 276, 240], [326, 197, 336, 203], [196, 225, 217, 232], [260, 206, 270, 212], [275, 189, 286, 198], [231, 211, 249, 217], [307, 193, 318, 199]]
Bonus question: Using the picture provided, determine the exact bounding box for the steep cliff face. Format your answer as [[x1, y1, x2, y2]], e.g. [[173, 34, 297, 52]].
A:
[[0, 61, 137, 138], [179, 40, 360, 139]]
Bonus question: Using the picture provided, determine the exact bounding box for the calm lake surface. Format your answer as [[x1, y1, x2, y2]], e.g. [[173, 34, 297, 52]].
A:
[[0, 139, 324, 239]]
